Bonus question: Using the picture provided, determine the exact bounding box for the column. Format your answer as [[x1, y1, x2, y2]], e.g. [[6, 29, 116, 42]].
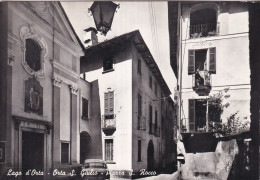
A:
[[52, 76, 62, 163], [69, 85, 78, 164]]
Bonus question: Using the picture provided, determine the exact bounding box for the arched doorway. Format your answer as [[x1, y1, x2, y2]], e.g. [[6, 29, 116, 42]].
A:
[[80, 131, 91, 164], [147, 140, 154, 170]]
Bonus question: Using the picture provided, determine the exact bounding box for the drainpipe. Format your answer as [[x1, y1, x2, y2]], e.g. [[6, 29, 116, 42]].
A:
[[178, 2, 182, 134]]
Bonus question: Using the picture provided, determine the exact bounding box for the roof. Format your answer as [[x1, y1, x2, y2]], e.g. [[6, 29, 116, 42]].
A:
[[58, 2, 85, 50], [82, 30, 171, 96]]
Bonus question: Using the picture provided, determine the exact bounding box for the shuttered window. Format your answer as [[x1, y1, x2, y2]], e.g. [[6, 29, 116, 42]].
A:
[[209, 47, 216, 74], [188, 50, 195, 75], [105, 139, 113, 161], [155, 110, 158, 127], [149, 105, 153, 134], [189, 99, 196, 132], [104, 91, 114, 115]]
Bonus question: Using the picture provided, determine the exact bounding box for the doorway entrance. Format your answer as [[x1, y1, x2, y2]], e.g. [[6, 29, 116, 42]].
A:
[[147, 140, 154, 170], [22, 131, 44, 179]]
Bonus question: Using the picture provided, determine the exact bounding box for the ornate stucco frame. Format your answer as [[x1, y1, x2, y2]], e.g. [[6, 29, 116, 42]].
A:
[[20, 25, 48, 78]]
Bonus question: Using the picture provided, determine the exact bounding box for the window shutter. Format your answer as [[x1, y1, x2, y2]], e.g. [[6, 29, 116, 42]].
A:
[[109, 92, 114, 114], [189, 99, 196, 132], [104, 93, 109, 114], [209, 47, 216, 74], [188, 50, 195, 75]]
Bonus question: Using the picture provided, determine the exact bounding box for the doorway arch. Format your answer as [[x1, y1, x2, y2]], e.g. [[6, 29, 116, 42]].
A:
[[147, 140, 154, 170], [80, 131, 91, 164]]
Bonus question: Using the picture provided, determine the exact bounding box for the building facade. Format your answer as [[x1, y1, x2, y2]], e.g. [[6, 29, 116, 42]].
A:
[[81, 30, 176, 175], [169, 2, 251, 179], [0, 2, 102, 179]]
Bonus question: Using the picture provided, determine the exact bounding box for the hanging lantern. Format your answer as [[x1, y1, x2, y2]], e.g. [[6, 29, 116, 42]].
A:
[[88, 1, 119, 36]]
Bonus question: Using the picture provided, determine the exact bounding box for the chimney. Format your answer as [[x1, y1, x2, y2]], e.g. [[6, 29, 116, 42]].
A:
[[83, 27, 98, 48]]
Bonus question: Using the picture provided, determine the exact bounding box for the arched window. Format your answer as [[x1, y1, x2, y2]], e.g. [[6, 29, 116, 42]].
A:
[[25, 39, 42, 72], [190, 3, 218, 38]]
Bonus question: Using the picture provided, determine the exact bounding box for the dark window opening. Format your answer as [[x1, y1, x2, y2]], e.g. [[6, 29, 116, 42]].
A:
[[138, 59, 142, 74], [155, 82, 157, 95], [149, 105, 153, 134], [105, 139, 113, 161], [25, 39, 41, 71], [149, 76, 152, 89], [61, 142, 69, 163], [103, 56, 113, 72], [82, 98, 88, 119], [138, 140, 142, 162], [190, 9, 217, 38]]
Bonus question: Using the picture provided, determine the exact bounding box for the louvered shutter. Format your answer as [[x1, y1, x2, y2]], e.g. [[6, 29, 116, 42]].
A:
[[209, 47, 216, 74], [109, 92, 114, 114], [188, 50, 195, 75], [104, 93, 109, 114], [189, 99, 196, 132]]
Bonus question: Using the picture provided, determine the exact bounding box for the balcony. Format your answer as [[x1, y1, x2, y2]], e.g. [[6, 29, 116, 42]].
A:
[[192, 70, 212, 96], [190, 23, 219, 39], [137, 115, 146, 130], [102, 114, 116, 136]]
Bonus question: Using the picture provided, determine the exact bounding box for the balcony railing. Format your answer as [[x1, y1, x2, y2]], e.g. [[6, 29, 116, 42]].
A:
[[102, 114, 116, 136], [192, 70, 212, 96], [190, 23, 219, 38], [137, 115, 146, 130]]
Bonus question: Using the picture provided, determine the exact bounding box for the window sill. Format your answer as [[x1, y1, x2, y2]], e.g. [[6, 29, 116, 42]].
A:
[[106, 161, 116, 164], [137, 161, 142, 164], [81, 116, 89, 120], [102, 69, 115, 74]]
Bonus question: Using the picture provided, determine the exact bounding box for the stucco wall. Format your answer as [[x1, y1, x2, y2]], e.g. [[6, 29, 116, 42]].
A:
[[83, 42, 133, 171], [131, 42, 165, 172], [180, 2, 250, 131]]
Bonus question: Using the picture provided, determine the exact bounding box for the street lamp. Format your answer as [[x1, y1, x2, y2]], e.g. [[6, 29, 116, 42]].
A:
[[88, 1, 119, 36]]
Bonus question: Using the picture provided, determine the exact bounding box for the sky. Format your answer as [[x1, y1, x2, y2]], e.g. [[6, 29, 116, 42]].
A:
[[61, 1, 177, 95]]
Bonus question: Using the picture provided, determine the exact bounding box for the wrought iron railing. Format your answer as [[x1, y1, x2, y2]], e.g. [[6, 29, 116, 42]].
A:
[[102, 114, 116, 129], [137, 115, 146, 130], [190, 23, 219, 38]]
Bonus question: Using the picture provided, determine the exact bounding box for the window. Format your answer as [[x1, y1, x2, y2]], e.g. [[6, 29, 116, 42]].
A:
[[138, 93, 142, 117], [82, 98, 88, 119], [104, 91, 114, 119], [155, 82, 157, 95], [190, 8, 217, 38], [138, 59, 142, 74], [103, 56, 113, 72], [149, 76, 152, 89], [188, 48, 216, 76], [26, 39, 41, 71], [155, 110, 158, 128], [149, 105, 153, 134], [189, 99, 220, 132], [105, 139, 113, 161], [61, 142, 69, 163], [138, 140, 142, 162]]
